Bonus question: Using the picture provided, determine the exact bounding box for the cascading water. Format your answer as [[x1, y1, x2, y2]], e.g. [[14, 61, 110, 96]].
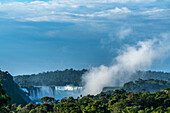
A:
[[21, 86, 83, 101]]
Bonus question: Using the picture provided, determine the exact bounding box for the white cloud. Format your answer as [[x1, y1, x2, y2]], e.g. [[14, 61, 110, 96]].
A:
[[118, 27, 132, 39], [140, 8, 170, 19], [0, 1, 132, 22], [91, 7, 131, 17], [45, 30, 60, 38], [106, 0, 156, 3], [142, 8, 168, 15], [0, 0, 169, 22]]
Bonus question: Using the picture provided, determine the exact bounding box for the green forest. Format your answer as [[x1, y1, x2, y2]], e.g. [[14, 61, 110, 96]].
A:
[[123, 78, 170, 92], [0, 71, 30, 106], [0, 70, 170, 113], [0, 84, 170, 113], [14, 69, 87, 86]]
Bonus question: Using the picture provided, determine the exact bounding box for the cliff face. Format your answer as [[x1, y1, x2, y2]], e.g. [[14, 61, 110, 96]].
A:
[[0, 71, 30, 105]]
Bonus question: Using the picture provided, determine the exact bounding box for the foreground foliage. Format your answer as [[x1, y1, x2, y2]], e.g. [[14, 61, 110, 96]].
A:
[[8, 88, 170, 113], [0, 81, 11, 112]]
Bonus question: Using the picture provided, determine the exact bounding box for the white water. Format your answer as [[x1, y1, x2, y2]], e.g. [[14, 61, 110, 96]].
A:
[[21, 86, 83, 101]]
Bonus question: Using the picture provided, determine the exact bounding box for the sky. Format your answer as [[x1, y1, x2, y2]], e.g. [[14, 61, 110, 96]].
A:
[[0, 0, 170, 75]]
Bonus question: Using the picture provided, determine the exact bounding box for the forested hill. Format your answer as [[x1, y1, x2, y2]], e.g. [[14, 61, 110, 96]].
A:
[[0, 70, 30, 105], [14, 69, 87, 86], [14, 69, 170, 86], [130, 70, 170, 81], [123, 78, 170, 93]]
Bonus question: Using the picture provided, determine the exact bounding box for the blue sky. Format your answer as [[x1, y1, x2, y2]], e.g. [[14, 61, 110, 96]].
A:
[[0, 0, 170, 75]]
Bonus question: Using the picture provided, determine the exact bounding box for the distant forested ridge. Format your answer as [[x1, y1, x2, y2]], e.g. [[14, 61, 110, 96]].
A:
[[130, 70, 170, 81], [14, 69, 87, 86], [123, 78, 170, 93], [14, 69, 170, 86]]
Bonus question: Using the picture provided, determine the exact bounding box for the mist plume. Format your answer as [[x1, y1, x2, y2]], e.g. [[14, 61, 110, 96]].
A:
[[82, 33, 170, 95]]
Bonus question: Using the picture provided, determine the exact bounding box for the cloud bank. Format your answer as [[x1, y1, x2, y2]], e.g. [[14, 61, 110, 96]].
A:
[[0, 0, 169, 22], [82, 33, 170, 95]]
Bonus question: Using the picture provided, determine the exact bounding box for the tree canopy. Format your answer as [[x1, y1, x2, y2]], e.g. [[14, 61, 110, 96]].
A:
[[8, 88, 170, 113]]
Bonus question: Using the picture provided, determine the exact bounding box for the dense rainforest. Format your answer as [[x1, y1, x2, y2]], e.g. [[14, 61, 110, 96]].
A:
[[0, 69, 169, 112], [14, 69, 170, 86], [1, 86, 170, 113]]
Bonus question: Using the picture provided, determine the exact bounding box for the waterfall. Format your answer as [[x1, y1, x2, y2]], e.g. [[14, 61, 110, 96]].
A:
[[21, 86, 83, 101]]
